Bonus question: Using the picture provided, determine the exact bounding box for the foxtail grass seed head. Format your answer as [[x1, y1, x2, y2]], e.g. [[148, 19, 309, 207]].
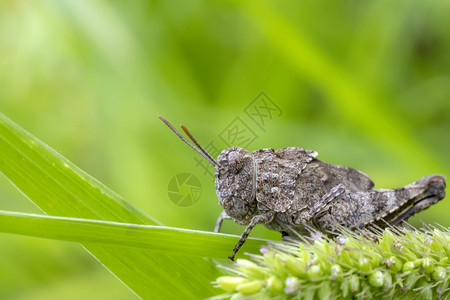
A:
[[212, 226, 449, 299], [216, 276, 247, 291], [236, 281, 262, 296]]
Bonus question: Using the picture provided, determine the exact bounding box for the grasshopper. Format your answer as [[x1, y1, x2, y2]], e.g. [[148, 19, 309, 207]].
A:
[[159, 116, 446, 260]]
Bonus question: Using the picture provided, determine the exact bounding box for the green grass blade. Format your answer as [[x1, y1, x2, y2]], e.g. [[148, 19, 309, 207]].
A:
[[0, 210, 266, 258], [0, 113, 226, 299]]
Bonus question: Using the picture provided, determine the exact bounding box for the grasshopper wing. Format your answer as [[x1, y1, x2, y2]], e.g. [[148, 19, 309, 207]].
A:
[[306, 160, 375, 192]]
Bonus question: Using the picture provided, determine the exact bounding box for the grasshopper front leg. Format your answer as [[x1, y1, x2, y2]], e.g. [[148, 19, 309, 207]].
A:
[[214, 211, 231, 233], [229, 212, 275, 261]]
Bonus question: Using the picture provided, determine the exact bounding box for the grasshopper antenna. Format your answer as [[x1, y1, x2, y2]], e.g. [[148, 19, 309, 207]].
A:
[[180, 124, 217, 167], [158, 116, 219, 167]]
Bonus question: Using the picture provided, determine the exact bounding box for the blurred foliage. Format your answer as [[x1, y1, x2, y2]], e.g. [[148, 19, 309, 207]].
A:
[[0, 0, 449, 298]]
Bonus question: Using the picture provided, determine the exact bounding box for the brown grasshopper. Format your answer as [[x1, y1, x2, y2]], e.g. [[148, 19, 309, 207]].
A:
[[159, 116, 446, 260]]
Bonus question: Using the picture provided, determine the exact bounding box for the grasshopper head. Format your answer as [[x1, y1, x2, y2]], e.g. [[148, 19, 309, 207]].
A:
[[159, 116, 257, 225], [215, 147, 257, 225]]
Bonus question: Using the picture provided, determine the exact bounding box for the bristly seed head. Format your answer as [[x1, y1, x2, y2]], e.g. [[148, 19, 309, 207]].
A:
[[212, 225, 450, 299]]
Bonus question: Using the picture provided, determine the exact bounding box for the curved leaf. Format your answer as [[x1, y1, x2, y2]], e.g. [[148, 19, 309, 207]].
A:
[[0, 113, 257, 299], [0, 210, 266, 258]]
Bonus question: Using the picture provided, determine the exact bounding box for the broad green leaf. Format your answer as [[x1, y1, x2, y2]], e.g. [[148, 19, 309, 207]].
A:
[[0, 113, 257, 299], [0, 210, 266, 258]]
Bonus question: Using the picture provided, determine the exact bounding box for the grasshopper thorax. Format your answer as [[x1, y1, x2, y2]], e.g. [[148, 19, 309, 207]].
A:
[[215, 147, 257, 225]]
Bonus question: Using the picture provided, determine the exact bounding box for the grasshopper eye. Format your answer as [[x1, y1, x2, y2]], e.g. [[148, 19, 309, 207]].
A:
[[229, 152, 244, 174]]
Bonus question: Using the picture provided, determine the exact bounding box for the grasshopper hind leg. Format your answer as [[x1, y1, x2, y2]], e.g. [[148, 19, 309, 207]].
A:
[[391, 195, 441, 226], [362, 175, 445, 228], [390, 176, 446, 226], [316, 175, 446, 231]]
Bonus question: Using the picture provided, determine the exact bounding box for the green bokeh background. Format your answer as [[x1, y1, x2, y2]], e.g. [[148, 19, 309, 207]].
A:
[[1, 0, 449, 299]]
